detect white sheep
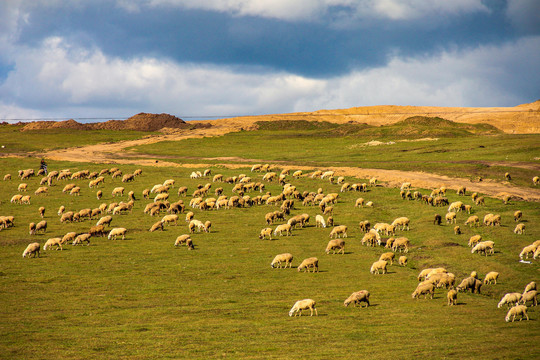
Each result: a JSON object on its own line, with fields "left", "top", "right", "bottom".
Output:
{"left": 72, "top": 233, "right": 91, "bottom": 246}
{"left": 34, "top": 220, "right": 47, "bottom": 234}
{"left": 271, "top": 253, "right": 293, "bottom": 268}
{"left": 289, "top": 299, "right": 318, "bottom": 316}
{"left": 325, "top": 239, "right": 345, "bottom": 254}
{"left": 174, "top": 234, "right": 194, "bottom": 248}
{"left": 329, "top": 225, "right": 347, "bottom": 238}
{"left": 297, "top": 257, "right": 319, "bottom": 272}
{"left": 391, "top": 217, "right": 410, "bottom": 231}
{"left": 258, "top": 227, "right": 272, "bottom": 240}
{"left": 69, "top": 187, "right": 81, "bottom": 196}
{"left": 498, "top": 293, "right": 522, "bottom": 308}
{"left": 513, "top": 223, "right": 525, "bottom": 235}
{"left": 108, "top": 227, "right": 127, "bottom": 240}
{"left": 483, "top": 272, "right": 499, "bottom": 285}
{"left": 505, "top": 305, "right": 529, "bottom": 322}
{"left": 315, "top": 214, "right": 326, "bottom": 228}
{"left": 379, "top": 252, "right": 395, "bottom": 265}
{"left": 392, "top": 237, "right": 410, "bottom": 253}
{"left": 519, "top": 244, "right": 538, "bottom": 259}
{"left": 456, "top": 277, "right": 482, "bottom": 294}
{"left": 471, "top": 241, "right": 494, "bottom": 256}
{"left": 44, "top": 237, "right": 63, "bottom": 251}
{"left": 514, "top": 210, "right": 522, "bottom": 222}
{"left": 520, "top": 290, "right": 538, "bottom": 307}
{"left": 161, "top": 214, "right": 178, "bottom": 226}
{"left": 274, "top": 223, "right": 292, "bottom": 236}
{"left": 468, "top": 235, "right": 482, "bottom": 247}
{"left": 18, "top": 183, "right": 28, "bottom": 192}
{"left": 96, "top": 215, "right": 113, "bottom": 227}
{"left": 22, "top": 242, "right": 40, "bottom": 258}
{"left": 61, "top": 232, "right": 77, "bottom": 245}
{"left": 465, "top": 215, "right": 480, "bottom": 227}
{"left": 20, "top": 195, "right": 31, "bottom": 204}
{"left": 370, "top": 260, "right": 388, "bottom": 274}
{"left": 412, "top": 283, "right": 435, "bottom": 299}
{"left": 188, "top": 219, "right": 205, "bottom": 233}
{"left": 112, "top": 187, "right": 125, "bottom": 197}
{"left": 534, "top": 176, "right": 539, "bottom": 185}
{"left": 398, "top": 256, "right": 408, "bottom": 266}
{"left": 149, "top": 220, "right": 164, "bottom": 232}
{"left": 344, "top": 290, "right": 370, "bottom": 307}
{"left": 445, "top": 212, "right": 457, "bottom": 224}
{"left": 447, "top": 289, "right": 458, "bottom": 306}
{"left": 524, "top": 282, "right": 537, "bottom": 294}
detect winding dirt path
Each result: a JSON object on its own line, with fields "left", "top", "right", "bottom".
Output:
{"left": 41, "top": 127, "right": 540, "bottom": 201}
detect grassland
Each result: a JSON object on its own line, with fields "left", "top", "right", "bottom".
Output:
{"left": 0, "top": 125, "right": 153, "bottom": 153}
{"left": 130, "top": 127, "right": 540, "bottom": 187}
{"left": 1, "top": 150, "right": 539, "bottom": 359}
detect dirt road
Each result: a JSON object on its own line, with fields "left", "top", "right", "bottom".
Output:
{"left": 39, "top": 123, "right": 540, "bottom": 201}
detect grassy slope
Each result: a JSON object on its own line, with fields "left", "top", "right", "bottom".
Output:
{"left": 0, "top": 157, "right": 538, "bottom": 359}
{"left": 0, "top": 125, "right": 152, "bottom": 153}
{"left": 130, "top": 130, "right": 540, "bottom": 187}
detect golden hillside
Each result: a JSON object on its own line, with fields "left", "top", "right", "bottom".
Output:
{"left": 195, "top": 100, "right": 540, "bottom": 134}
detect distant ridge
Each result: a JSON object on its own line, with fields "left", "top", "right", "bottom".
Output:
{"left": 196, "top": 100, "right": 540, "bottom": 134}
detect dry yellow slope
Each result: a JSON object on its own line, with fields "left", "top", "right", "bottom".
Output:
{"left": 188, "top": 100, "right": 540, "bottom": 134}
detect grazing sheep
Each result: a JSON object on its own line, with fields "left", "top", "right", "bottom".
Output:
{"left": 185, "top": 211, "right": 194, "bottom": 223}
{"left": 473, "top": 241, "right": 494, "bottom": 256}
{"left": 434, "top": 214, "right": 442, "bottom": 225}
{"left": 456, "top": 277, "right": 482, "bottom": 294}
{"left": 315, "top": 214, "right": 326, "bottom": 228}
{"left": 22, "top": 242, "right": 41, "bottom": 258}
{"left": 28, "top": 222, "right": 36, "bottom": 235}
{"left": 520, "top": 290, "right": 538, "bottom": 307}
{"left": 505, "top": 305, "right": 529, "bottom": 322}
{"left": 379, "top": 252, "right": 395, "bottom": 265}
{"left": 519, "top": 244, "right": 538, "bottom": 260}
{"left": 447, "top": 289, "right": 458, "bottom": 306}
{"left": 425, "top": 268, "right": 448, "bottom": 279}
{"left": 391, "top": 217, "right": 410, "bottom": 231}
{"left": 57, "top": 205, "right": 65, "bottom": 216}
{"left": 34, "top": 220, "right": 47, "bottom": 234}
{"left": 465, "top": 215, "right": 480, "bottom": 227}
{"left": 4, "top": 174, "right": 11, "bottom": 181}
{"left": 484, "top": 272, "right": 499, "bottom": 285}
{"left": 524, "top": 282, "right": 537, "bottom": 294}
{"left": 392, "top": 237, "right": 410, "bottom": 253}
{"left": 271, "top": 253, "right": 293, "bottom": 268}
{"left": 534, "top": 176, "right": 539, "bottom": 185}
{"left": 354, "top": 197, "right": 365, "bottom": 207}
{"left": 412, "top": 283, "right": 435, "bottom": 299}
{"left": 72, "top": 233, "right": 91, "bottom": 246}
{"left": 188, "top": 220, "right": 205, "bottom": 233}
{"left": 472, "top": 241, "right": 494, "bottom": 256}
{"left": 161, "top": 214, "right": 178, "bottom": 226}
{"left": 365, "top": 201, "right": 374, "bottom": 207}
{"left": 358, "top": 220, "right": 370, "bottom": 233}
{"left": 398, "top": 256, "right": 408, "bottom": 266}
{"left": 329, "top": 225, "right": 348, "bottom": 238}
{"left": 514, "top": 210, "right": 522, "bottom": 222}
{"left": 61, "top": 232, "right": 77, "bottom": 245}
{"left": 513, "top": 223, "right": 525, "bottom": 235}
{"left": 112, "top": 187, "right": 125, "bottom": 197}
{"left": 69, "top": 187, "right": 81, "bottom": 196}
{"left": 96, "top": 215, "right": 113, "bottom": 227}
{"left": 20, "top": 195, "right": 31, "bottom": 204}
{"left": 108, "top": 227, "right": 127, "bottom": 240}
{"left": 297, "top": 257, "right": 319, "bottom": 272}
{"left": 149, "top": 220, "right": 164, "bottom": 232}
{"left": 18, "top": 183, "right": 28, "bottom": 192}
{"left": 483, "top": 213, "right": 501, "bottom": 226}
{"left": 203, "top": 220, "right": 212, "bottom": 233}
{"left": 498, "top": 293, "right": 523, "bottom": 308}
{"left": 434, "top": 273, "right": 456, "bottom": 289}
{"left": 448, "top": 201, "right": 464, "bottom": 213}
{"left": 456, "top": 186, "right": 466, "bottom": 196}
{"left": 274, "top": 223, "right": 292, "bottom": 236}
{"left": 344, "top": 290, "right": 370, "bottom": 307}
{"left": 370, "top": 260, "right": 388, "bottom": 274}
{"left": 175, "top": 235, "right": 194, "bottom": 249}
{"left": 254, "top": 225, "right": 273, "bottom": 240}
{"left": 44, "top": 237, "right": 63, "bottom": 251}
{"left": 418, "top": 268, "right": 435, "bottom": 281}
{"left": 445, "top": 212, "right": 457, "bottom": 224}
{"left": 454, "top": 226, "right": 461, "bottom": 235}
{"left": 326, "top": 239, "right": 345, "bottom": 254}
{"left": 289, "top": 299, "right": 318, "bottom": 317}
{"left": 468, "top": 235, "right": 482, "bottom": 247}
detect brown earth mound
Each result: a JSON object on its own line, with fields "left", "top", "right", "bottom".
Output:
{"left": 19, "top": 113, "right": 205, "bottom": 132}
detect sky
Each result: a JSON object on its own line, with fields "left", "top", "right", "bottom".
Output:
{"left": 0, "top": 0, "right": 539, "bottom": 121}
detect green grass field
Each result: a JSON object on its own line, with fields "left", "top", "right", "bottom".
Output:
{"left": 1, "top": 149, "right": 539, "bottom": 359}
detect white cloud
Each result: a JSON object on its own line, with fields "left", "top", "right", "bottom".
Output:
{"left": 0, "top": 35, "right": 538, "bottom": 121}
{"left": 142, "top": 0, "right": 488, "bottom": 21}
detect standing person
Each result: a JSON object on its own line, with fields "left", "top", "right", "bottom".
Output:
{"left": 40, "top": 159, "right": 48, "bottom": 175}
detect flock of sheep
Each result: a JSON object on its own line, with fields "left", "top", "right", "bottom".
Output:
{"left": 2, "top": 163, "right": 539, "bottom": 321}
